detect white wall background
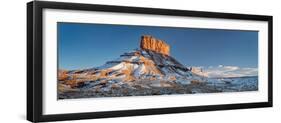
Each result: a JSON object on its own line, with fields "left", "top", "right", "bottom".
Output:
{"left": 0, "top": 0, "right": 279, "bottom": 123}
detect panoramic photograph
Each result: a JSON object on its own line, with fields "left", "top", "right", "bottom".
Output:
{"left": 57, "top": 22, "right": 258, "bottom": 99}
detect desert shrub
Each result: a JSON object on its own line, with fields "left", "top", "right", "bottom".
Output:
{"left": 99, "top": 80, "right": 107, "bottom": 85}
{"left": 152, "top": 89, "right": 161, "bottom": 95}
{"left": 122, "top": 88, "right": 129, "bottom": 95}
{"left": 191, "top": 80, "right": 201, "bottom": 85}
{"left": 133, "top": 84, "right": 142, "bottom": 89}
{"left": 111, "top": 84, "right": 120, "bottom": 89}
{"left": 93, "top": 88, "right": 100, "bottom": 93}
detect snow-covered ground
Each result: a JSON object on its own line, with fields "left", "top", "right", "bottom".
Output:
{"left": 58, "top": 49, "right": 258, "bottom": 99}
{"left": 206, "top": 76, "right": 258, "bottom": 92}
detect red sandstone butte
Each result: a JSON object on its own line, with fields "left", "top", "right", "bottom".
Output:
{"left": 140, "top": 35, "right": 170, "bottom": 56}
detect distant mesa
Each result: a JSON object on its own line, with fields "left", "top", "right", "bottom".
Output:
{"left": 140, "top": 35, "right": 170, "bottom": 56}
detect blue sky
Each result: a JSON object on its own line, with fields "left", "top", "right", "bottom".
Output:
{"left": 58, "top": 22, "right": 258, "bottom": 72}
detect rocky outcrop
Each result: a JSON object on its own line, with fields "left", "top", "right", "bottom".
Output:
{"left": 140, "top": 35, "right": 170, "bottom": 56}
{"left": 58, "top": 35, "right": 216, "bottom": 99}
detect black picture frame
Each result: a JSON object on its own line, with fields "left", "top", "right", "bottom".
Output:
{"left": 27, "top": 1, "right": 273, "bottom": 122}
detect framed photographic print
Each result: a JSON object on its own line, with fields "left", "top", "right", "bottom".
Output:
{"left": 27, "top": 1, "right": 273, "bottom": 122}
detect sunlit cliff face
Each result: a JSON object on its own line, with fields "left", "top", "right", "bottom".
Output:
{"left": 140, "top": 35, "right": 170, "bottom": 56}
